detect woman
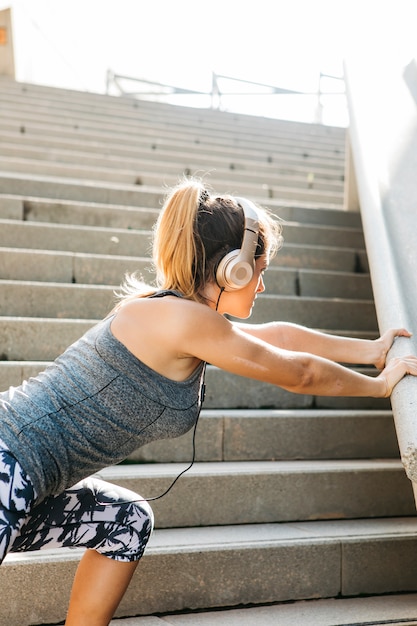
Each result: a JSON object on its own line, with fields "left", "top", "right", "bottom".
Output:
{"left": 0, "top": 177, "right": 416, "bottom": 625}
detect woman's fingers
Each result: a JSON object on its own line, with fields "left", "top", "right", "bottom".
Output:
{"left": 379, "top": 354, "right": 417, "bottom": 396}
{"left": 374, "top": 328, "right": 413, "bottom": 370}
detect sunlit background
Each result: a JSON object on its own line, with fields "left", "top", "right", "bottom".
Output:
{"left": 1, "top": 0, "right": 416, "bottom": 127}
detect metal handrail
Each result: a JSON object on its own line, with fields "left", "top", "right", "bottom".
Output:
{"left": 106, "top": 69, "right": 345, "bottom": 125}
{"left": 344, "top": 58, "right": 417, "bottom": 506}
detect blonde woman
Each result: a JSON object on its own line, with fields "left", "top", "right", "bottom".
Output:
{"left": 0, "top": 178, "right": 416, "bottom": 626}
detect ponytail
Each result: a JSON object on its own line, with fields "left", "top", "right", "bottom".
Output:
{"left": 152, "top": 177, "right": 206, "bottom": 300}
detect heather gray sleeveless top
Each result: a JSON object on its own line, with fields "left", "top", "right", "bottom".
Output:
{"left": 0, "top": 291, "right": 205, "bottom": 498}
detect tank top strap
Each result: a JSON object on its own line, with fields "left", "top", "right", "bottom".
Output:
{"left": 148, "top": 289, "right": 184, "bottom": 299}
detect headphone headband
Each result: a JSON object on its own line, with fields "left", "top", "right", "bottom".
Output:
{"left": 215, "top": 197, "right": 260, "bottom": 291}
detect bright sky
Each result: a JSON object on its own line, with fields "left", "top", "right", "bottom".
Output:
{"left": 1, "top": 0, "right": 416, "bottom": 126}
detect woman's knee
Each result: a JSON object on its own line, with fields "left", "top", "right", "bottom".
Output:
{"left": 84, "top": 477, "right": 154, "bottom": 562}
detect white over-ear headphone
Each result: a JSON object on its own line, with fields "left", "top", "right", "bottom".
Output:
{"left": 215, "top": 197, "right": 260, "bottom": 291}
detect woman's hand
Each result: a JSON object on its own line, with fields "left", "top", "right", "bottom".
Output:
{"left": 373, "top": 328, "right": 413, "bottom": 370}
{"left": 377, "top": 354, "right": 417, "bottom": 397}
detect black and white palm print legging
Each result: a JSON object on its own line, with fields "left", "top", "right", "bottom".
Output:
{"left": 0, "top": 439, "right": 154, "bottom": 564}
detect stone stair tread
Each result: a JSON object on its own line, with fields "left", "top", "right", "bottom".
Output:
{"left": 130, "top": 407, "right": 398, "bottom": 462}
{"left": 0, "top": 300, "right": 378, "bottom": 334}
{"left": 0, "top": 170, "right": 165, "bottom": 208}
{"left": 0, "top": 97, "right": 346, "bottom": 149}
{"left": 0, "top": 140, "right": 347, "bottom": 186}
{"left": 0, "top": 245, "right": 154, "bottom": 285}
{"left": 0, "top": 234, "right": 366, "bottom": 275}
{"left": 3, "top": 518, "right": 417, "bottom": 625}
{"left": 0, "top": 218, "right": 357, "bottom": 262}
{"left": 95, "top": 459, "right": 415, "bottom": 528}
{"left": 0, "top": 169, "right": 343, "bottom": 208}
{"left": 0, "top": 130, "right": 346, "bottom": 190}
{"left": 108, "top": 593, "right": 417, "bottom": 625}
{"left": 5, "top": 516, "right": 417, "bottom": 571}
{"left": 0, "top": 192, "right": 363, "bottom": 227}
{"left": 0, "top": 107, "right": 346, "bottom": 159}
{"left": 0, "top": 153, "right": 345, "bottom": 193}
{"left": 0, "top": 214, "right": 365, "bottom": 249}
{"left": 104, "top": 458, "right": 406, "bottom": 476}
{"left": 0, "top": 280, "right": 374, "bottom": 316}
{"left": 0, "top": 266, "right": 373, "bottom": 300}
{"left": 0, "top": 131, "right": 345, "bottom": 177}
{"left": 151, "top": 517, "right": 417, "bottom": 546}
{"left": 0, "top": 197, "right": 363, "bottom": 245}
{"left": 0, "top": 79, "right": 345, "bottom": 131}
{"left": 3, "top": 518, "right": 416, "bottom": 562}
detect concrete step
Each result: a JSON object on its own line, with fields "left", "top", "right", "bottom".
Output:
{"left": 0, "top": 84, "right": 345, "bottom": 154}
{"left": 276, "top": 242, "right": 368, "bottom": 273}
{"left": 0, "top": 253, "right": 373, "bottom": 298}
{"left": 0, "top": 221, "right": 365, "bottom": 272}
{"left": 0, "top": 154, "right": 344, "bottom": 202}
{"left": 98, "top": 459, "right": 415, "bottom": 528}
{"left": 0, "top": 129, "right": 345, "bottom": 195}
{"left": 0, "top": 317, "right": 94, "bottom": 360}
{"left": 0, "top": 139, "right": 346, "bottom": 184}
{"left": 0, "top": 279, "right": 116, "bottom": 318}
{"left": 0, "top": 164, "right": 343, "bottom": 205}
{"left": 0, "top": 197, "right": 364, "bottom": 248}
{"left": 0, "top": 98, "right": 346, "bottom": 162}
{"left": 0, "top": 246, "right": 154, "bottom": 285}
{"left": 124, "top": 409, "right": 399, "bottom": 463}
{"left": 0, "top": 227, "right": 367, "bottom": 282}
{"left": 0, "top": 280, "right": 374, "bottom": 323}
{"left": 0, "top": 193, "right": 362, "bottom": 228}
{"left": 273, "top": 202, "right": 362, "bottom": 228}
{"left": 0, "top": 193, "right": 160, "bottom": 229}
{"left": 0, "top": 84, "right": 346, "bottom": 143}
{"left": 0, "top": 120, "right": 345, "bottom": 177}
{"left": 0, "top": 171, "right": 164, "bottom": 208}
{"left": 107, "top": 594, "right": 417, "bottom": 626}
{"left": 3, "top": 517, "right": 417, "bottom": 625}
{"left": 0, "top": 79, "right": 346, "bottom": 145}
{"left": 0, "top": 218, "right": 154, "bottom": 256}
{"left": 248, "top": 294, "right": 377, "bottom": 330}
{"left": 295, "top": 268, "right": 372, "bottom": 299}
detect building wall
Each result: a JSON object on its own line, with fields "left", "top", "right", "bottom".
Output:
{"left": 0, "top": 8, "right": 15, "bottom": 78}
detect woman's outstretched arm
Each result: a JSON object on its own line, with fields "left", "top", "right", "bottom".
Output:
{"left": 235, "top": 321, "right": 412, "bottom": 369}
{"left": 176, "top": 305, "right": 416, "bottom": 399}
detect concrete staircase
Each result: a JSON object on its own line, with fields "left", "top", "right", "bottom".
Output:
{"left": 0, "top": 78, "right": 416, "bottom": 626}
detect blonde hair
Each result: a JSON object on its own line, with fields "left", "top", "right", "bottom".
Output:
{"left": 117, "top": 176, "right": 283, "bottom": 305}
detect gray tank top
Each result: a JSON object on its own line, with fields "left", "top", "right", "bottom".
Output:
{"left": 0, "top": 291, "right": 205, "bottom": 498}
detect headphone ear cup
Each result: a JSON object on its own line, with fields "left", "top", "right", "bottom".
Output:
{"left": 216, "top": 249, "right": 254, "bottom": 291}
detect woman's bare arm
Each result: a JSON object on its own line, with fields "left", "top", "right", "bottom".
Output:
{"left": 234, "top": 321, "right": 412, "bottom": 369}
{"left": 176, "top": 304, "right": 417, "bottom": 398}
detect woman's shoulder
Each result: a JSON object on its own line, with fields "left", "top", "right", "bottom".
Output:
{"left": 113, "top": 291, "right": 232, "bottom": 350}
{"left": 110, "top": 293, "right": 219, "bottom": 380}
{"left": 115, "top": 292, "right": 220, "bottom": 330}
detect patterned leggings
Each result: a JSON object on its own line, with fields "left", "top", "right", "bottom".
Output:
{"left": 0, "top": 442, "right": 154, "bottom": 564}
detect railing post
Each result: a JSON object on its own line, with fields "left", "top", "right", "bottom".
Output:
{"left": 211, "top": 72, "right": 221, "bottom": 110}
{"left": 343, "top": 131, "right": 360, "bottom": 212}
{"left": 105, "top": 69, "right": 113, "bottom": 95}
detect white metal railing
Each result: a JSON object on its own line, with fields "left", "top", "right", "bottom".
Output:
{"left": 345, "top": 57, "right": 417, "bottom": 506}
{"left": 106, "top": 69, "right": 346, "bottom": 126}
